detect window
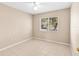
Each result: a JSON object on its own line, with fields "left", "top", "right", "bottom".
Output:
{"left": 40, "top": 17, "right": 58, "bottom": 31}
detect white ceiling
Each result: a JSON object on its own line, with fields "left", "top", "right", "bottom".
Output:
{"left": 2, "top": 2, "right": 72, "bottom": 15}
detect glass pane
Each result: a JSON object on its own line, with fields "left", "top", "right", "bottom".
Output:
{"left": 41, "top": 18, "right": 48, "bottom": 31}
{"left": 49, "top": 17, "right": 58, "bottom": 31}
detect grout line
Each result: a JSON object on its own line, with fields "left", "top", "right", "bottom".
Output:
{"left": 33, "top": 37, "right": 70, "bottom": 46}
{"left": 0, "top": 37, "right": 32, "bottom": 52}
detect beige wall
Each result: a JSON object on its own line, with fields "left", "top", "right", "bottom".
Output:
{"left": 0, "top": 4, "right": 32, "bottom": 48}
{"left": 71, "top": 3, "right": 79, "bottom": 55}
{"left": 33, "top": 8, "right": 70, "bottom": 44}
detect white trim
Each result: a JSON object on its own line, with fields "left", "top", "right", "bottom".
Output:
{"left": 33, "top": 37, "right": 70, "bottom": 46}
{"left": 0, "top": 37, "right": 32, "bottom": 51}
{"left": 0, "top": 36, "right": 70, "bottom": 52}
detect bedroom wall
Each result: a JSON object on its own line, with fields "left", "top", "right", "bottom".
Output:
{"left": 0, "top": 4, "right": 32, "bottom": 48}
{"left": 33, "top": 8, "right": 70, "bottom": 44}
{"left": 71, "top": 3, "right": 79, "bottom": 55}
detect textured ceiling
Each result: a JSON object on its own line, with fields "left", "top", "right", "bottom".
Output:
{"left": 2, "top": 2, "right": 72, "bottom": 14}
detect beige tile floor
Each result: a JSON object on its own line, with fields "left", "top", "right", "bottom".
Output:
{"left": 0, "top": 39, "right": 72, "bottom": 56}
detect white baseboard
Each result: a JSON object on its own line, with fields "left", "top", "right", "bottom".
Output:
{"left": 0, "top": 37, "right": 32, "bottom": 51}
{"left": 33, "top": 37, "right": 70, "bottom": 46}
{"left": 0, "top": 36, "right": 70, "bottom": 52}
